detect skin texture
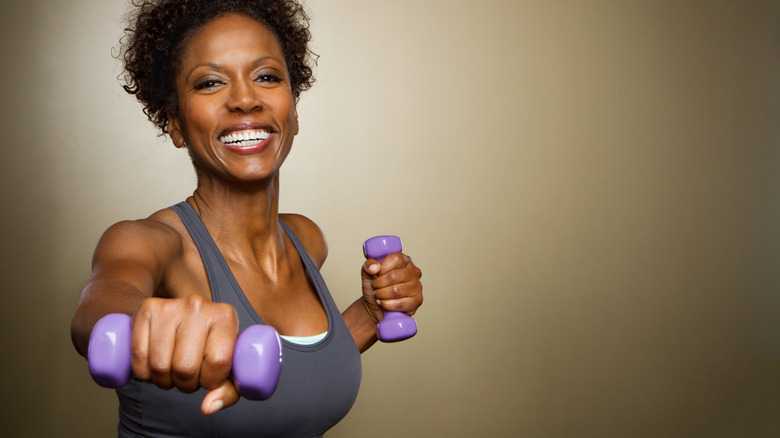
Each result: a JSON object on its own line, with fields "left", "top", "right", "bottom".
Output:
{"left": 70, "top": 13, "right": 423, "bottom": 416}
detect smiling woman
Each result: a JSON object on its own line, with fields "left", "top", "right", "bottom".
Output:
{"left": 68, "top": 1, "right": 424, "bottom": 437}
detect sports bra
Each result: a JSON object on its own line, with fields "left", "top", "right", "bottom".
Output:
{"left": 116, "top": 202, "right": 362, "bottom": 437}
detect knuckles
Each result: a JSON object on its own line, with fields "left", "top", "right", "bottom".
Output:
{"left": 183, "top": 294, "right": 206, "bottom": 312}
{"left": 172, "top": 366, "right": 200, "bottom": 393}
{"left": 148, "top": 356, "right": 172, "bottom": 377}
{"left": 172, "top": 357, "right": 201, "bottom": 381}
{"left": 204, "top": 351, "right": 233, "bottom": 374}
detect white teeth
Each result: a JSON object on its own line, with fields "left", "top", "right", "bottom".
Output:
{"left": 218, "top": 130, "right": 270, "bottom": 146}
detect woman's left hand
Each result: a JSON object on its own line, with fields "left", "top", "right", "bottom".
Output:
{"left": 361, "top": 252, "right": 423, "bottom": 324}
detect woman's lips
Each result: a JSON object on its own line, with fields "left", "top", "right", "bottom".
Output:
{"left": 217, "top": 123, "right": 274, "bottom": 154}
{"left": 218, "top": 129, "right": 270, "bottom": 146}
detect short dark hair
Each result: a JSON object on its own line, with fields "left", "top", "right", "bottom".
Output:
{"left": 118, "top": 0, "right": 315, "bottom": 134}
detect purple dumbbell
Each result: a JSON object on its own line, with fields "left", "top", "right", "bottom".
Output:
{"left": 87, "top": 313, "right": 282, "bottom": 401}
{"left": 363, "top": 235, "right": 418, "bottom": 342}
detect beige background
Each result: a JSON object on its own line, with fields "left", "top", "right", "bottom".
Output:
{"left": 1, "top": 0, "right": 779, "bottom": 436}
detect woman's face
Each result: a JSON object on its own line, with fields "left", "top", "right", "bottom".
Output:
{"left": 169, "top": 13, "right": 298, "bottom": 186}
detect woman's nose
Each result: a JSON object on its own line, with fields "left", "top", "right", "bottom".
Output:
{"left": 228, "top": 80, "right": 262, "bottom": 113}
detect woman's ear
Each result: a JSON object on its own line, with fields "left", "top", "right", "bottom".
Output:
{"left": 293, "top": 107, "right": 299, "bottom": 136}
{"left": 168, "top": 113, "right": 186, "bottom": 148}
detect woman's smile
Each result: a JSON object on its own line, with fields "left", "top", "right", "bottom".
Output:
{"left": 218, "top": 123, "right": 274, "bottom": 154}
{"left": 219, "top": 130, "right": 271, "bottom": 147}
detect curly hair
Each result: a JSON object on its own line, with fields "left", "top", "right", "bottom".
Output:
{"left": 118, "top": 0, "right": 315, "bottom": 134}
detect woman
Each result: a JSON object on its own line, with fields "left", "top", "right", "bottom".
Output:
{"left": 70, "top": 0, "right": 423, "bottom": 436}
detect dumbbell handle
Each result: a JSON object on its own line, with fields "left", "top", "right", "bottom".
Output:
{"left": 87, "top": 313, "right": 282, "bottom": 401}
{"left": 364, "top": 235, "right": 418, "bottom": 342}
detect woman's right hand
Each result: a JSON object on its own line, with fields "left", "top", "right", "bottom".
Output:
{"left": 131, "top": 294, "right": 241, "bottom": 414}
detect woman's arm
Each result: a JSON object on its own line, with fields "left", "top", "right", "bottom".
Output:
{"left": 71, "top": 219, "right": 172, "bottom": 356}
{"left": 342, "top": 296, "right": 381, "bottom": 353}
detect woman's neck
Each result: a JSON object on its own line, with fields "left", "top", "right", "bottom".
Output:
{"left": 188, "top": 173, "right": 287, "bottom": 269}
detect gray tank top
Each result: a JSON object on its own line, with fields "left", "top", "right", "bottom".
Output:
{"left": 116, "top": 202, "right": 362, "bottom": 438}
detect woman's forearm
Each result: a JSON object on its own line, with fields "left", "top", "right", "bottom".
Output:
{"left": 70, "top": 279, "right": 146, "bottom": 357}
{"left": 342, "top": 297, "right": 381, "bottom": 353}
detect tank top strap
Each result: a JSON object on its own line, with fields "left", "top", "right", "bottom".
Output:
{"left": 278, "top": 221, "right": 316, "bottom": 276}
{"left": 170, "top": 202, "right": 222, "bottom": 296}
{"left": 278, "top": 221, "right": 340, "bottom": 323}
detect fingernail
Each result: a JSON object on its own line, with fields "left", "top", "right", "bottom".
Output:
{"left": 208, "top": 399, "right": 224, "bottom": 415}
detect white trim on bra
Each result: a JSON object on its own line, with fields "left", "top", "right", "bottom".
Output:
{"left": 280, "top": 331, "right": 329, "bottom": 346}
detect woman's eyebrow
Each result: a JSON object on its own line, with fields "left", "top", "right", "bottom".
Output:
{"left": 185, "top": 57, "right": 283, "bottom": 82}
{"left": 185, "top": 62, "right": 223, "bottom": 82}
{"left": 250, "top": 56, "right": 283, "bottom": 68}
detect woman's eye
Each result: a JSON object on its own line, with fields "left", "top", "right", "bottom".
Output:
{"left": 193, "top": 79, "right": 223, "bottom": 90}
{"left": 256, "top": 73, "right": 283, "bottom": 84}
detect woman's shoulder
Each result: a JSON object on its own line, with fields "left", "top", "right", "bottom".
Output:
{"left": 89, "top": 206, "right": 210, "bottom": 299}
{"left": 95, "top": 207, "right": 186, "bottom": 264}
{"left": 279, "top": 213, "right": 328, "bottom": 268}
{"left": 105, "top": 207, "right": 183, "bottom": 239}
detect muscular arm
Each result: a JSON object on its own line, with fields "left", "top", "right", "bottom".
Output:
{"left": 71, "top": 219, "right": 177, "bottom": 356}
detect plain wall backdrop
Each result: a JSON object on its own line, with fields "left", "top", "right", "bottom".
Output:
{"left": 1, "top": 0, "right": 779, "bottom": 436}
